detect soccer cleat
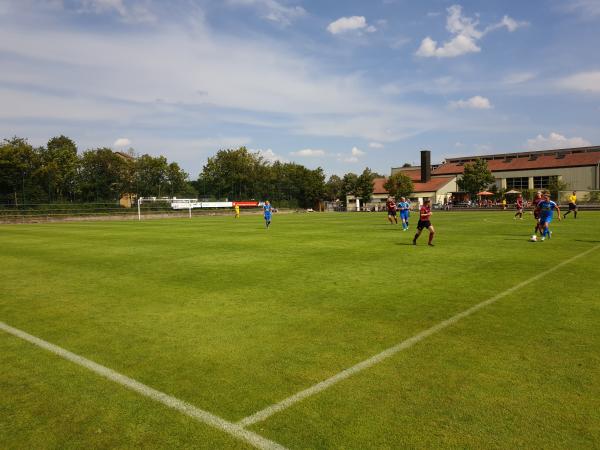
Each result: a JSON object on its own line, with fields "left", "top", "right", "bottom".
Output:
{"left": 541, "top": 237, "right": 545, "bottom": 241}
{"left": 412, "top": 240, "right": 416, "bottom": 245}
{"left": 428, "top": 243, "right": 434, "bottom": 246}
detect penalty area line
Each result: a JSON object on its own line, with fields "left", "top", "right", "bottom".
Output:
{"left": 238, "top": 244, "right": 600, "bottom": 428}
{"left": 0, "top": 321, "right": 286, "bottom": 450}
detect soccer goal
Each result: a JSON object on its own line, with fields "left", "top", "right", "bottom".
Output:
{"left": 137, "top": 197, "right": 196, "bottom": 220}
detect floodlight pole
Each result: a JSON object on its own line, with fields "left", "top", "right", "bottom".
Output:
{"left": 137, "top": 197, "right": 141, "bottom": 221}
{"left": 189, "top": 201, "right": 192, "bottom": 219}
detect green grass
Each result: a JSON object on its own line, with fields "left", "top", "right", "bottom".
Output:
{"left": 1, "top": 211, "right": 599, "bottom": 449}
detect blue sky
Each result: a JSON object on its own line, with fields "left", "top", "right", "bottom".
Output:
{"left": 1, "top": 0, "right": 599, "bottom": 177}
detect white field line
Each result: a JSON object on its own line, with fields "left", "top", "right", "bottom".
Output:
{"left": 0, "top": 322, "right": 286, "bottom": 450}
{"left": 238, "top": 244, "right": 600, "bottom": 428}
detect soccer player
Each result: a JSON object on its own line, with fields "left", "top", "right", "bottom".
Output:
{"left": 538, "top": 193, "right": 561, "bottom": 241}
{"left": 398, "top": 197, "right": 410, "bottom": 231}
{"left": 514, "top": 194, "right": 524, "bottom": 219}
{"left": 413, "top": 199, "right": 435, "bottom": 246}
{"left": 563, "top": 191, "right": 578, "bottom": 219}
{"left": 386, "top": 197, "right": 398, "bottom": 224}
{"left": 263, "top": 200, "right": 272, "bottom": 228}
{"left": 234, "top": 204, "right": 240, "bottom": 219}
{"left": 531, "top": 191, "right": 543, "bottom": 235}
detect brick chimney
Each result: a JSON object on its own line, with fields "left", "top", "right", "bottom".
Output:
{"left": 420, "top": 150, "right": 431, "bottom": 183}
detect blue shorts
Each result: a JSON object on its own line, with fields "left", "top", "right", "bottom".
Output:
{"left": 264, "top": 214, "right": 271, "bottom": 221}
{"left": 400, "top": 211, "right": 409, "bottom": 219}
{"left": 540, "top": 214, "right": 553, "bottom": 225}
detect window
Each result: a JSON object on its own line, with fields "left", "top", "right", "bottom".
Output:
{"left": 506, "top": 177, "right": 528, "bottom": 190}
{"left": 533, "top": 176, "right": 557, "bottom": 189}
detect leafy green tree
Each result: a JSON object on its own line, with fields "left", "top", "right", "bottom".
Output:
{"left": 457, "top": 159, "right": 495, "bottom": 199}
{"left": 547, "top": 177, "right": 569, "bottom": 199}
{"left": 39, "top": 135, "right": 79, "bottom": 201}
{"left": 78, "top": 148, "right": 131, "bottom": 201}
{"left": 340, "top": 172, "right": 358, "bottom": 207}
{"left": 135, "top": 154, "right": 169, "bottom": 197}
{"left": 384, "top": 172, "right": 414, "bottom": 198}
{"left": 199, "top": 147, "right": 269, "bottom": 200}
{"left": 0, "top": 137, "right": 43, "bottom": 205}
{"left": 325, "top": 174, "right": 343, "bottom": 201}
{"left": 165, "top": 162, "right": 190, "bottom": 197}
{"left": 355, "top": 167, "right": 377, "bottom": 204}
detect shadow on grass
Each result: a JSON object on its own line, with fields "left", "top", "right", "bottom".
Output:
{"left": 574, "top": 239, "right": 600, "bottom": 243}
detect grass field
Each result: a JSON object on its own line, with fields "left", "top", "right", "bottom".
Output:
{"left": 1, "top": 211, "right": 600, "bottom": 449}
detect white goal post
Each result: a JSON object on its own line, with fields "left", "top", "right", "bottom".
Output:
{"left": 137, "top": 197, "right": 195, "bottom": 220}
{"left": 136, "top": 198, "right": 254, "bottom": 220}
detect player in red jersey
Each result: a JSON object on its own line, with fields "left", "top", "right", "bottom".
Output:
{"left": 531, "top": 191, "right": 543, "bottom": 235}
{"left": 513, "top": 194, "right": 524, "bottom": 219}
{"left": 386, "top": 197, "right": 398, "bottom": 224}
{"left": 413, "top": 199, "right": 435, "bottom": 246}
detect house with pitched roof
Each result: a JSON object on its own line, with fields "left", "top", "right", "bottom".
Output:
{"left": 346, "top": 146, "right": 600, "bottom": 210}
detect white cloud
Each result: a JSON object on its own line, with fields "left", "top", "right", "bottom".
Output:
{"left": 389, "top": 37, "right": 411, "bottom": 49}
{"left": 503, "top": 71, "right": 536, "bottom": 85}
{"left": 351, "top": 146, "right": 365, "bottom": 156}
{"left": 449, "top": 95, "right": 493, "bottom": 109}
{"left": 416, "top": 5, "right": 526, "bottom": 58}
{"left": 336, "top": 146, "right": 365, "bottom": 163}
{"left": 253, "top": 148, "right": 286, "bottom": 162}
{"left": 0, "top": 4, "right": 446, "bottom": 151}
{"left": 227, "top": 0, "right": 306, "bottom": 26}
{"left": 557, "top": 71, "right": 600, "bottom": 93}
{"left": 561, "top": 0, "right": 600, "bottom": 18}
{"left": 291, "top": 148, "right": 326, "bottom": 157}
{"left": 369, "top": 142, "right": 384, "bottom": 148}
{"left": 526, "top": 132, "right": 591, "bottom": 150}
{"left": 327, "top": 16, "right": 376, "bottom": 35}
{"left": 113, "top": 137, "right": 131, "bottom": 147}
{"left": 78, "top": 0, "right": 156, "bottom": 23}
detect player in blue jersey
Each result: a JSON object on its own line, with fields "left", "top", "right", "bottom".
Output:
{"left": 398, "top": 197, "right": 410, "bottom": 231}
{"left": 263, "top": 200, "right": 273, "bottom": 228}
{"left": 537, "top": 193, "right": 561, "bottom": 241}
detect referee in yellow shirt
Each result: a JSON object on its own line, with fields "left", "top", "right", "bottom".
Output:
{"left": 563, "top": 191, "right": 578, "bottom": 219}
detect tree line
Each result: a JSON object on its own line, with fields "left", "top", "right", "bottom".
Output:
{"left": 1, "top": 136, "right": 392, "bottom": 208}
{"left": 0, "top": 136, "right": 192, "bottom": 205}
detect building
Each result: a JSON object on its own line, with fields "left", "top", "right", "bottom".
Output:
{"left": 347, "top": 151, "right": 455, "bottom": 210}
{"left": 428, "top": 146, "right": 600, "bottom": 192}
{"left": 347, "top": 146, "right": 600, "bottom": 210}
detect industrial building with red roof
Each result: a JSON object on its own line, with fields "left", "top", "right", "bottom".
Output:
{"left": 347, "top": 146, "right": 600, "bottom": 211}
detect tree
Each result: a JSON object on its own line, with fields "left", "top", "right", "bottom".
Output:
{"left": 135, "top": 154, "right": 169, "bottom": 197}
{"left": 325, "top": 174, "right": 343, "bottom": 201}
{"left": 39, "top": 135, "right": 79, "bottom": 201}
{"left": 384, "top": 172, "right": 414, "bottom": 198}
{"left": 165, "top": 162, "right": 189, "bottom": 197}
{"left": 547, "top": 177, "right": 569, "bottom": 199}
{"left": 457, "top": 159, "right": 495, "bottom": 199}
{"left": 199, "top": 147, "right": 269, "bottom": 200}
{"left": 0, "top": 137, "right": 43, "bottom": 205}
{"left": 78, "top": 148, "right": 131, "bottom": 201}
{"left": 340, "top": 172, "right": 358, "bottom": 207}
{"left": 355, "top": 167, "right": 377, "bottom": 205}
